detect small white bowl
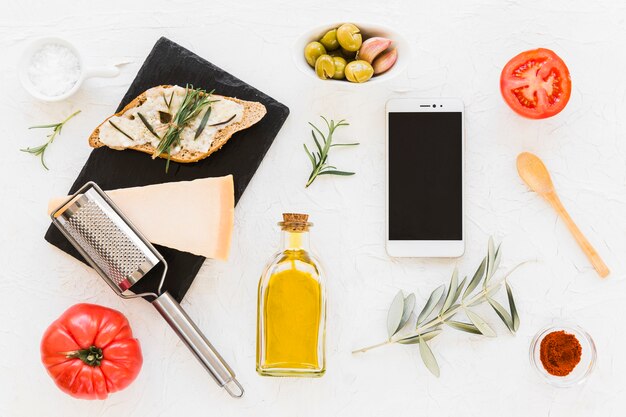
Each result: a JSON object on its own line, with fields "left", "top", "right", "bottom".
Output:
{"left": 19, "top": 37, "right": 120, "bottom": 102}
{"left": 293, "top": 22, "right": 409, "bottom": 86}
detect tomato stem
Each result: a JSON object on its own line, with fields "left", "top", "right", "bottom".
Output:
{"left": 66, "top": 346, "right": 103, "bottom": 367}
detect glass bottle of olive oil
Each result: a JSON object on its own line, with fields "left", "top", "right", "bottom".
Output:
{"left": 256, "top": 213, "right": 326, "bottom": 377}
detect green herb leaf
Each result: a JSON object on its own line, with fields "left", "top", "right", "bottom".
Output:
{"left": 465, "top": 309, "right": 496, "bottom": 337}
{"left": 417, "top": 285, "right": 445, "bottom": 325}
{"left": 484, "top": 237, "right": 496, "bottom": 288}
{"left": 194, "top": 107, "right": 212, "bottom": 139}
{"left": 463, "top": 257, "right": 486, "bottom": 300}
{"left": 28, "top": 123, "right": 60, "bottom": 129}
{"left": 446, "top": 320, "right": 482, "bottom": 334}
{"left": 137, "top": 112, "right": 160, "bottom": 139}
{"left": 318, "top": 170, "right": 355, "bottom": 176}
{"left": 506, "top": 281, "right": 520, "bottom": 332}
{"left": 488, "top": 298, "right": 514, "bottom": 332}
{"left": 387, "top": 291, "right": 405, "bottom": 339}
{"left": 441, "top": 267, "right": 459, "bottom": 313}
{"left": 453, "top": 276, "right": 467, "bottom": 305}
{"left": 398, "top": 293, "right": 416, "bottom": 332}
{"left": 303, "top": 144, "right": 316, "bottom": 169}
{"left": 418, "top": 337, "right": 440, "bottom": 377}
{"left": 109, "top": 120, "right": 135, "bottom": 141}
{"left": 490, "top": 243, "right": 502, "bottom": 281}
{"left": 209, "top": 114, "right": 236, "bottom": 127}
{"left": 397, "top": 329, "right": 442, "bottom": 344}
{"left": 311, "top": 130, "right": 323, "bottom": 154}
{"left": 162, "top": 91, "right": 174, "bottom": 109}
{"left": 331, "top": 142, "right": 360, "bottom": 147}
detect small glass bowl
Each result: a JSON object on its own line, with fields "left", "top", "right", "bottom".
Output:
{"left": 529, "top": 324, "right": 597, "bottom": 387}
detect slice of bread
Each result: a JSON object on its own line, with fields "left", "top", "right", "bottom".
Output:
{"left": 88, "top": 85, "right": 267, "bottom": 163}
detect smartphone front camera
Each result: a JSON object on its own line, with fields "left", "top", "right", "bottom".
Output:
{"left": 432, "top": 104, "right": 436, "bottom": 108}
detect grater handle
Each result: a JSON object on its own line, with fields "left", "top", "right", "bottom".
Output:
{"left": 151, "top": 292, "right": 244, "bottom": 398}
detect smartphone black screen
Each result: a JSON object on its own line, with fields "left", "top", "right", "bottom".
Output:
{"left": 388, "top": 112, "right": 462, "bottom": 240}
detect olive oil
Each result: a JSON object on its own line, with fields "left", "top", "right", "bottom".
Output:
{"left": 256, "top": 213, "right": 326, "bottom": 377}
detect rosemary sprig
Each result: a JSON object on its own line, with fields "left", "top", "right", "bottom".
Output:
{"left": 154, "top": 85, "right": 214, "bottom": 172}
{"left": 303, "top": 116, "right": 359, "bottom": 188}
{"left": 194, "top": 99, "right": 228, "bottom": 139}
{"left": 353, "top": 238, "right": 527, "bottom": 377}
{"left": 195, "top": 107, "right": 212, "bottom": 139}
{"left": 108, "top": 120, "right": 135, "bottom": 141}
{"left": 162, "top": 91, "right": 174, "bottom": 110}
{"left": 21, "top": 110, "right": 81, "bottom": 170}
{"left": 137, "top": 112, "right": 160, "bottom": 139}
{"left": 209, "top": 114, "right": 236, "bottom": 127}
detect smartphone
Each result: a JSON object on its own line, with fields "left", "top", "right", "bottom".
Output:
{"left": 385, "top": 98, "right": 465, "bottom": 257}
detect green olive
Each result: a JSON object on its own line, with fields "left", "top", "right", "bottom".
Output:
{"left": 319, "top": 29, "right": 339, "bottom": 51}
{"left": 304, "top": 41, "right": 326, "bottom": 67}
{"left": 332, "top": 56, "right": 347, "bottom": 80}
{"left": 344, "top": 60, "right": 374, "bottom": 83}
{"left": 315, "top": 54, "right": 335, "bottom": 80}
{"left": 336, "top": 23, "right": 362, "bottom": 52}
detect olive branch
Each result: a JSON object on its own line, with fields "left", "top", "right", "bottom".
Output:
{"left": 353, "top": 238, "right": 525, "bottom": 377}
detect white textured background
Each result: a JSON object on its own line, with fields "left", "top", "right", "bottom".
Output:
{"left": 1, "top": 0, "right": 626, "bottom": 416}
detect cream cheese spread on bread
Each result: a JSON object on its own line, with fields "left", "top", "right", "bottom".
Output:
{"left": 98, "top": 85, "right": 244, "bottom": 155}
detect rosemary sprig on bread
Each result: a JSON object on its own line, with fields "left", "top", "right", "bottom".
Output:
{"left": 154, "top": 85, "right": 215, "bottom": 171}
{"left": 89, "top": 85, "right": 267, "bottom": 172}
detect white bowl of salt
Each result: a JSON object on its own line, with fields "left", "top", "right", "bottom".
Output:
{"left": 19, "top": 37, "right": 120, "bottom": 102}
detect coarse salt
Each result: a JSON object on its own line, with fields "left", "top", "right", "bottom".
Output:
{"left": 27, "top": 43, "right": 81, "bottom": 97}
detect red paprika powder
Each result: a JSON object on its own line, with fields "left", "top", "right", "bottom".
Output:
{"left": 539, "top": 330, "right": 582, "bottom": 376}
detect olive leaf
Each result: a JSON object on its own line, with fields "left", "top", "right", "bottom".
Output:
{"left": 418, "top": 337, "right": 440, "bottom": 377}
{"left": 387, "top": 291, "right": 405, "bottom": 339}
{"left": 465, "top": 309, "right": 496, "bottom": 337}
{"left": 484, "top": 237, "right": 496, "bottom": 289}
{"left": 493, "top": 244, "right": 502, "bottom": 275}
{"left": 397, "top": 329, "right": 442, "bottom": 345}
{"left": 441, "top": 267, "right": 459, "bottom": 313}
{"left": 506, "top": 282, "right": 520, "bottom": 332}
{"left": 452, "top": 276, "right": 467, "bottom": 305}
{"left": 398, "top": 293, "right": 416, "bottom": 332}
{"left": 416, "top": 285, "right": 445, "bottom": 326}
{"left": 488, "top": 298, "right": 514, "bottom": 332}
{"left": 446, "top": 320, "right": 482, "bottom": 334}
{"left": 463, "top": 257, "right": 486, "bottom": 300}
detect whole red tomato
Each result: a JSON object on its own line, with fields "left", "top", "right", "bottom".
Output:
{"left": 41, "top": 303, "right": 142, "bottom": 400}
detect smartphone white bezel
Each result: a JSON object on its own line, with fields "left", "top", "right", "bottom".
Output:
{"left": 385, "top": 98, "right": 465, "bottom": 258}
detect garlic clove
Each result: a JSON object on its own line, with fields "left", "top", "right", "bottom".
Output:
{"left": 357, "top": 37, "right": 393, "bottom": 63}
{"left": 372, "top": 48, "right": 398, "bottom": 75}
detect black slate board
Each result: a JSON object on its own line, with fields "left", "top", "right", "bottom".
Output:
{"left": 45, "top": 37, "right": 289, "bottom": 302}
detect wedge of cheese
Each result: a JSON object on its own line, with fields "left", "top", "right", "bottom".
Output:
{"left": 48, "top": 176, "right": 234, "bottom": 260}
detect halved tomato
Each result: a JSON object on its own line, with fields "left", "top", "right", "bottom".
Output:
{"left": 500, "top": 48, "right": 571, "bottom": 119}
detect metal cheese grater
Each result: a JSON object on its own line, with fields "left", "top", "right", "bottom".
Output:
{"left": 51, "top": 181, "right": 244, "bottom": 398}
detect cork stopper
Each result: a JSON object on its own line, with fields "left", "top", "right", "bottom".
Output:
{"left": 279, "top": 213, "right": 312, "bottom": 231}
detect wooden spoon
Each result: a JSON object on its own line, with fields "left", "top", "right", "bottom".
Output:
{"left": 516, "top": 152, "right": 609, "bottom": 278}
